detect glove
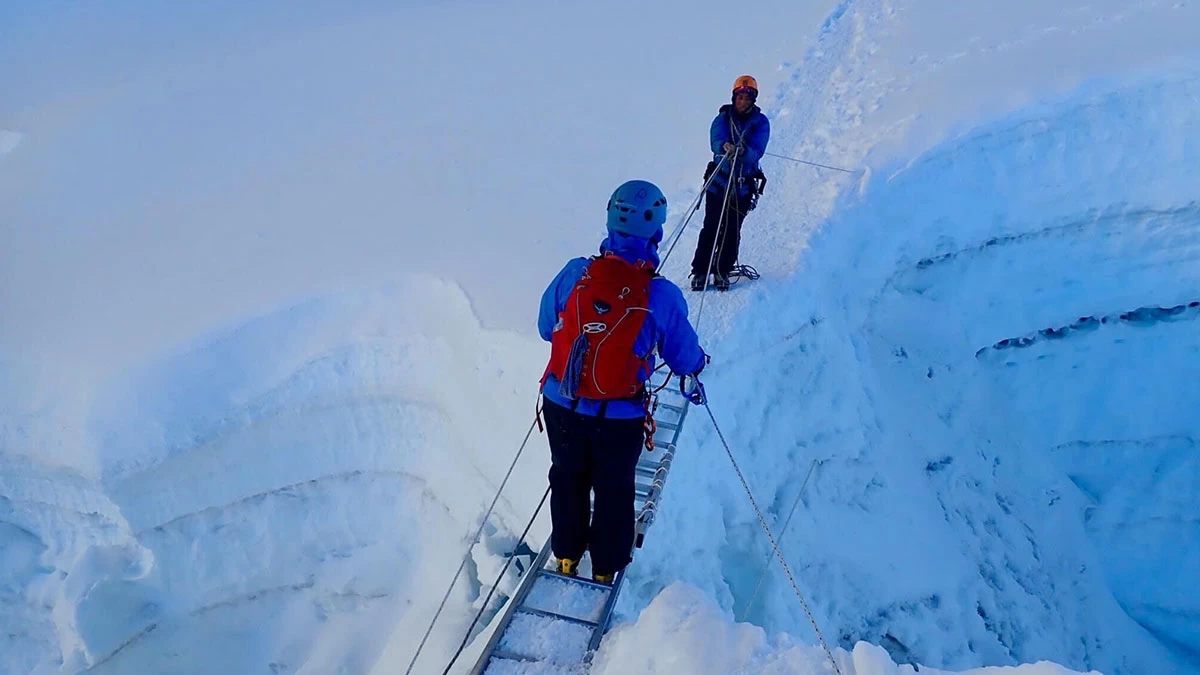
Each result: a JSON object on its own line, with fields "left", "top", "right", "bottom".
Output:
{"left": 723, "top": 142, "right": 743, "bottom": 157}
{"left": 682, "top": 376, "right": 707, "bottom": 406}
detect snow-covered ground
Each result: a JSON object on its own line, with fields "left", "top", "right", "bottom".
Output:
{"left": 3, "top": 1, "right": 1198, "bottom": 674}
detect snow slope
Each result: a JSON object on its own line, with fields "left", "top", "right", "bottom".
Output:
{"left": 660, "top": 76, "right": 1199, "bottom": 672}
{"left": 3, "top": 0, "right": 1199, "bottom": 674}
{"left": 2, "top": 283, "right": 551, "bottom": 674}
{"left": 594, "top": 584, "right": 1097, "bottom": 675}
{"left": 633, "top": 1, "right": 1200, "bottom": 673}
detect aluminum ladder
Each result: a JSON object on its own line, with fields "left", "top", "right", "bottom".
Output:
{"left": 468, "top": 372, "right": 691, "bottom": 674}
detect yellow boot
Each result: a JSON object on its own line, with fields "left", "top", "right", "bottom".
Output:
{"left": 556, "top": 558, "right": 579, "bottom": 576}
{"left": 592, "top": 572, "right": 615, "bottom": 585}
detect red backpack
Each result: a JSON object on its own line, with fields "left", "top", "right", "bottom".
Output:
{"left": 543, "top": 254, "right": 655, "bottom": 400}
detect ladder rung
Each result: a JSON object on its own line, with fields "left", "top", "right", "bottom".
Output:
{"left": 489, "top": 648, "right": 538, "bottom": 663}
{"left": 517, "top": 606, "right": 599, "bottom": 628}
{"left": 657, "top": 402, "right": 685, "bottom": 414}
{"left": 537, "top": 569, "right": 617, "bottom": 591}
{"left": 655, "top": 420, "right": 679, "bottom": 431}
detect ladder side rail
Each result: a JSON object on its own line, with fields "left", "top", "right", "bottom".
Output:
{"left": 468, "top": 538, "right": 554, "bottom": 675}
{"left": 586, "top": 569, "right": 628, "bottom": 653}
{"left": 634, "top": 386, "right": 691, "bottom": 546}
{"left": 474, "top": 372, "right": 691, "bottom": 671}
{"left": 634, "top": 452, "right": 675, "bottom": 546}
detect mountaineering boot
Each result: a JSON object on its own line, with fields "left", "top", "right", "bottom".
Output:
{"left": 592, "top": 572, "right": 615, "bottom": 585}
{"left": 712, "top": 272, "right": 730, "bottom": 292}
{"left": 690, "top": 274, "right": 707, "bottom": 292}
{"left": 556, "top": 558, "right": 579, "bottom": 576}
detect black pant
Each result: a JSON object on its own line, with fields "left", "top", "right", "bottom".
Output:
{"left": 691, "top": 189, "right": 753, "bottom": 278}
{"left": 542, "top": 397, "right": 645, "bottom": 576}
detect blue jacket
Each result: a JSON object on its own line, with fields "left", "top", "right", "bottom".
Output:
{"left": 708, "top": 104, "right": 770, "bottom": 197}
{"left": 539, "top": 231, "right": 707, "bottom": 418}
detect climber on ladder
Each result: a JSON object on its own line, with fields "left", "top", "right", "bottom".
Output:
{"left": 538, "top": 179, "right": 709, "bottom": 584}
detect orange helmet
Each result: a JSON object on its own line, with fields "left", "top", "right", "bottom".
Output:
{"left": 732, "top": 75, "right": 758, "bottom": 100}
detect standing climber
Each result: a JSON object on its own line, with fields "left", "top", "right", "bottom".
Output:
{"left": 690, "top": 75, "right": 771, "bottom": 291}
{"left": 539, "top": 179, "right": 708, "bottom": 583}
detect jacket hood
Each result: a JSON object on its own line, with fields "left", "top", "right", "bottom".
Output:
{"left": 599, "top": 229, "right": 662, "bottom": 269}
{"left": 720, "top": 102, "right": 762, "bottom": 119}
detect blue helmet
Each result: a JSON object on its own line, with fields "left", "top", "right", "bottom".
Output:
{"left": 606, "top": 180, "right": 667, "bottom": 239}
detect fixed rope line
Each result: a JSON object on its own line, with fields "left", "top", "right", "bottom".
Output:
{"left": 442, "top": 485, "right": 552, "bottom": 675}
{"left": 404, "top": 415, "right": 541, "bottom": 675}
{"left": 428, "top": 151, "right": 723, "bottom": 669}
{"left": 763, "top": 151, "right": 857, "bottom": 174}
{"left": 660, "top": 154, "right": 730, "bottom": 268}
{"left": 696, "top": 152, "right": 739, "bottom": 331}
{"left": 740, "top": 458, "right": 819, "bottom": 621}
{"left": 701, "top": 402, "right": 844, "bottom": 675}
{"left": 427, "top": 147, "right": 828, "bottom": 670}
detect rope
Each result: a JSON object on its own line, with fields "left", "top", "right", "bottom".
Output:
{"left": 424, "top": 158, "right": 720, "bottom": 665}
{"left": 739, "top": 458, "right": 819, "bottom": 621}
{"left": 763, "top": 151, "right": 858, "bottom": 174}
{"left": 427, "top": 132, "right": 859, "bottom": 667}
{"left": 694, "top": 151, "right": 740, "bottom": 329}
{"left": 404, "top": 415, "right": 541, "bottom": 675}
{"left": 660, "top": 154, "right": 730, "bottom": 268}
{"left": 729, "top": 264, "right": 760, "bottom": 283}
{"left": 441, "top": 485, "right": 552, "bottom": 675}
{"left": 701, "top": 402, "right": 844, "bottom": 675}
